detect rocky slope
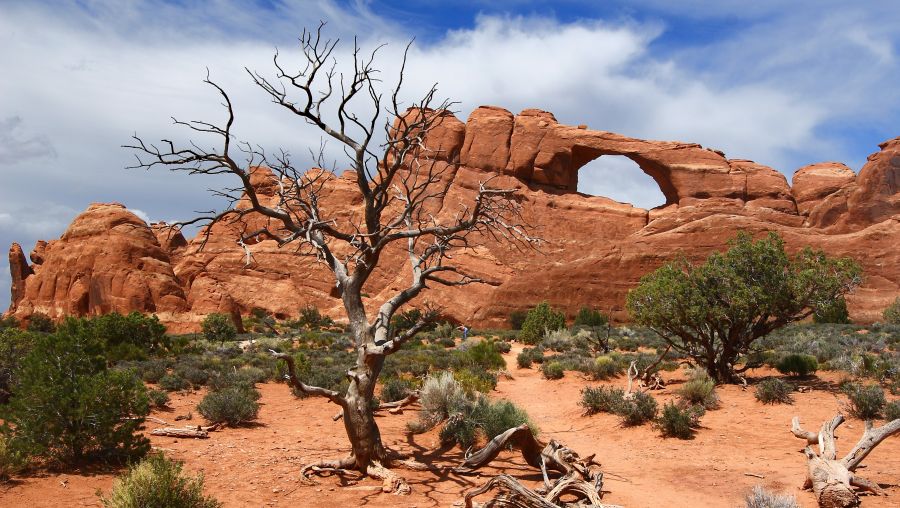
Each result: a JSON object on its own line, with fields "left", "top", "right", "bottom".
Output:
{"left": 6, "top": 107, "right": 899, "bottom": 331}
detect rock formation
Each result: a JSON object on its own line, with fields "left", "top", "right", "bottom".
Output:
{"left": 5, "top": 107, "right": 899, "bottom": 331}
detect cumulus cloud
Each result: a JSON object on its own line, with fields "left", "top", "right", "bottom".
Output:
{"left": 1, "top": 0, "right": 899, "bottom": 309}
{"left": 0, "top": 116, "right": 57, "bottom": 164}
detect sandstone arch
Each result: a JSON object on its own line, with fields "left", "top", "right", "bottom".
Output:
{"left": 574, "top": 152, "right": 669, "bottom": 208}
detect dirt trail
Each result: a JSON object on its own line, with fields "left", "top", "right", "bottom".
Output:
{"left": 2, "top": 344, "right": 899, "bottom": 507}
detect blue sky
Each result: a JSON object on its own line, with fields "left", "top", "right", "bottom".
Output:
{"left": 2, "top": 0, "right": 899, "bottom": 310}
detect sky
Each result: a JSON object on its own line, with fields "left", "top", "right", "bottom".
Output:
{"left": 2, "top": 0, "right": 900, "bottom": 310}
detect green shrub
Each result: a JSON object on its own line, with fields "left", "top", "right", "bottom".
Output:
{"left": 3, "top": 331, "right": 149, "bottom": 465}
{"left": 26, "top": 313, "right": 55, "bottom": 333}
{"left": 744, "top": 485, "right": 800, "bottom": 508}
{"left": 589, "top": 356, "right": 623, "bottom": 380}
{"left": 843, "top": 384, "right": 886, "bottom": 419}
{"left": 0, "top": 316, "right": 18, "bottom": 331}
{"left": 885, "top": 400, "right": 900, "bottom": 421}
{"left": 574, "top": 307, "right": 608, "bottom": 330}
{"left": 678, "top": 370, "right": 719, "bottom": 409}
{"left": 814, "top": 297, "right": 851, "bottom": 324}
{"left": 0, "top": 434, "right": 25, "bottom": 483}
{"left": 147, "top": 389, "right": 170, "bottom": 409}
{"left": 776, "top": 354, "right": 818, "bottom": 377}
{"left": 140, "top": 361, "right": 168, "bottom": 384}
{"left": 541, "top": 361, "right": 565, "bottom": 380}
{"left": 580, "top": 386, "right": 625, "bottom": 415}
{"left": 201, "top": 314, "right": 236, "bottom": 344}
{"left": 474, "top": 399, "right": 533, "bottom": 442}
{"left": 454, "top": 368, "right": 497, "bottom": 394}
{"left": 495, "top": 341, "right": 512, "bottom": 354}
{"left": 519, "top": 302, "right": 565, "bottom": 345}
{"left": 296, "top": 305, "right": 334, "bottom": 330}
{"left": 516, "top": 350, "right": 533, "bottom": 369}
{"left": 197, "top": 387, "right": 260, "bottom": 426}
{"left": 754, "top": 378, "right": 794, "bottom": 404}
{"left": 883, "top": 297, "right": 900, "bottom": 324}
{"left": 454, "top": 340, "right": 506, "bottom": 371}
{"left": 0, "top": 328, "right": 36, "bottom": 402}
{"left": 100, "top": 453, "right": 221, "bottom": 508}
{"left": 656, "top": 401, "right": 704, "bottom": 439}
{"left": 618, "top": 391, "right": 658, "bottom": 426}
{"left": 509, "top": 311, "right": 527, "bottom": 330}
{"left": 159, "top": 374, "right": 191, "bottom": 392}
{"left": 381, "top": 377, "right": 416, "bottom": 402}
{"left": 175, "top": 365, "right": 210, "bottom": 388}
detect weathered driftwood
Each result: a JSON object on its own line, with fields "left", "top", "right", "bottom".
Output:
{"left": 150, "top": 427, "right": 209, "bottom": 438}
{"left": 791, "top": 414, "right": 900, "bottom": 508}
{"left": 149, "top": 422, "right": 222, "bottom": 439}
{"left": 456, "top": 425, "right": 614, "bottom": 508}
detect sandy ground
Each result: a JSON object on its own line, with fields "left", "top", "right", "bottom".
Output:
{"left": 2, "top": 344, "right": 899, "bottom": 508}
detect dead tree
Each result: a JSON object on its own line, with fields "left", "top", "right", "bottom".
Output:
{"left": 125, "top": 23, "right": 534, "bottom": 492}
{"left": 791, "top": 415, "right": 900, "bottom": 507}
{"left": 455, "top": 425, "right": 618, "bottom": 507}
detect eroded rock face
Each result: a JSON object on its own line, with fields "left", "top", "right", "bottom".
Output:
{"left": 7, "top": 203, "right": 187, "bottom": 322}
{"left": 5, "top": 107, "right": 899, "bottom": 330}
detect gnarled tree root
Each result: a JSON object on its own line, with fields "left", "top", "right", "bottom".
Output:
{"left": 456, "top": 425, "right": 615, "bottom": 507}
{"left": 299, "top": 452, "right": 424, "bottom": 494}
{"left": 791, "top": 415, "right": 900, "bottom": 508}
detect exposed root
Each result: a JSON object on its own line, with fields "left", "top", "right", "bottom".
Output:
{"left": 299, "top": 456, "right": 359, "bottom": 485}
{"left": 367, "top": 461, "right": 411, "bottom": 495}
{"left": 463, "top": 474, "right": 622, "bottom": 508}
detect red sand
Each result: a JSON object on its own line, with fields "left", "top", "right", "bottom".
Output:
{"left": 2, "top": 345, "right": 898, "bottom": 508}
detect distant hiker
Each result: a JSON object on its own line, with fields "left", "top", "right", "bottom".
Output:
{"left": 457, "top": 325, "right": 469, "bottom": 340}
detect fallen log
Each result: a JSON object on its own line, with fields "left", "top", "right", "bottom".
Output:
{"left": 150, "top": 427, "right": 209, "bottom": 438}
{"left": 791, "top": 414, "right": 900, "bottom": 507}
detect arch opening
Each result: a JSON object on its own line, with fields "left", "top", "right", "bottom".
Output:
{"left": 575, "top": 154, "right": 667, "bottom": 209}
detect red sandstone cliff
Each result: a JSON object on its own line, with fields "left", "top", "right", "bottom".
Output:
{"left": 6, "top": 107, "right": 899, "bottom": 331}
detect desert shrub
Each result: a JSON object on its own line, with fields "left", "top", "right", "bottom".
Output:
{"left": 618, "top": 391, "right": 658, "bottom": 426}
{"left": 885, "top": 400, "right": 900, "bottom": 421}
{"left": 613, "top": 336, "right": 639, "bottom": 352}
{"left": 678, "top": 370, "right": 719, "bottom": 409}
{"left": 580, "top": 386, "right": 625, "bottom": 415}
{"left": 197, "top": 387, "right": 259, "bottom": 426}
{"left": 543, "top": 329, "right": 575, "bottom": 352}
{"left": 509, "top": 311, "right": 527, "bottom": 330}
{"left": 0, "top": 328, "right": 36, "bottom": 402}
{"left": 147, "top": 389, "right": 170, "bottom": 409}
{"left": 843, "top": 383, "right": 886, "bottom": 419}
{"left": 516, "top": 350, "right": 533, "bottom": 369}
{"left": 589, "top": 355, "right": 623, "bottom": 380}
{"left": 814, "top": 296, "right": 851, "bottom": 324}
{"left": 454, "top": 368, "right": 497, "bottom": 394}
{"left": 296, "top": 305, "right": 334, "bottom": 330}
{"left": 883, "top": 297, "right": 900, "bottom": 324}
{"left": 754, "top": 378, "right": 794, "bottom": 404}
{"left": 175, "top": 365, "right": 210, "bottom": 388}
{"left": 100, "top": 452, "right": 221, "bottom": 508}
{"left": 519, "top": 302, "right": 565, "bottom": 345}
{"left": 0, "top": 315, "right": 18, "bottom": 331}
{"left": 453, "top": 340, "right": 506, "bottom": 371}
{"left": 475, "top": 399, "right": 533, "bottom": 442}
{"left": 3, "top": 331, "right": 149, "bottom": 465}
{"left": 414, "top": 372, "right": 470, "bottom": 432}
{"left": 541, "top": 361, "right": 565, "bottom": 380}
{"left": 744, "top": 485, "right": 800, "bottom": 508}
{"left": 776, "top": 354, "right": 818, "bottom": 377}
{"left": 26, "top": 312, "right": 55, "bottom": 333}
{"left": 433, "top": 322, "right": 455, "bottom": 340}
{"left": 139, "top": 361, "right": 168, "bottom": 384}
{"left": 201, "top": 313, "right": 236, "bottom": 344}
{"left": 574, "top": 307, "right": 608, "bottom": 329}
{"left": 656, "top": 401, "right": 704, "bottom": 439}
{"left": 159, "top": 374, "right": 191, "bottom": 392}
{"left": 0, "top": 434, "right": 25, "bottom": 483}
{"left": 380, "top": 377, "right": 416, "bottom": 402}
{"left": 495, "top": 341, "right": 512, "bottom": 354}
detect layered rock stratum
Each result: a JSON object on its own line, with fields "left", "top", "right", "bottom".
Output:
{"left": 6, "top": 107, "right": 899, "bottom": 332}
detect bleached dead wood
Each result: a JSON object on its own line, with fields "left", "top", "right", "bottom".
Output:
{"left": 791, "top": 414, "right": 900, "bottom": 507}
